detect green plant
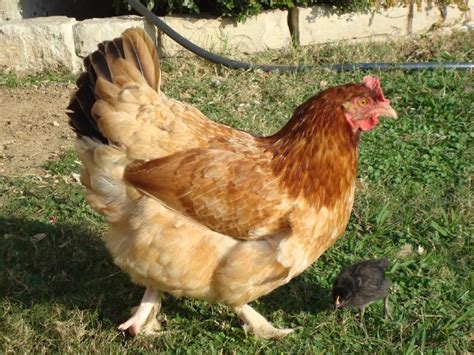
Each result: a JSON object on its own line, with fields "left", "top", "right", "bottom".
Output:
{"left": 113, "top": 0, "right": 469, "bottom": 21}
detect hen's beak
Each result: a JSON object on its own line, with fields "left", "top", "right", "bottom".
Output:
{"left": 380, "top": 105, "right": 398, "bottom": 119}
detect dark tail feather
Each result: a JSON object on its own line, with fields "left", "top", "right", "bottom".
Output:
{"left": 90, "top": 50, "right": 113, "bottom": 83}
{"left": 105, "top": 38, "right": 124, "bottom": 66}
{"left": 66, "top": 28, "right": 160, "bottom": 145}
{"left": 67, "top": 72, "right": 108, "bottom": 144}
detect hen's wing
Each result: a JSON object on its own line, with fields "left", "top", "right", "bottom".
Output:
{"left": 124, "top": 148, "right": 291, "bottom": 240}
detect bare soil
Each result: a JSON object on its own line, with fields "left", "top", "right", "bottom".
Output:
{"left": 0, "top": 83, "right": 75, "bottom": 176}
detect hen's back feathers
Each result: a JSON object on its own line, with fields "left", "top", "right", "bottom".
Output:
{"left": 67, "top": 29, "right": 161, "bottom": 145}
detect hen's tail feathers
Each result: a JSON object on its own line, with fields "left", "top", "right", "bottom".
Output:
{"left": 67, "top": 28, "right": 161, "bottom": 144}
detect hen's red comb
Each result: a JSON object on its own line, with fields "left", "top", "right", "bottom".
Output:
{"left": 362, "top": 76, "right": 387, "bottom": 102}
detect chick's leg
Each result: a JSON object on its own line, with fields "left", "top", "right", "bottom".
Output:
{"left": 359, "top": 306, "right": 366, "bottom": 323}
{"left": 358, "top": 306, "right": 368, "bottom": 336}
{"left": 384, "top": 296, "right": 393, "bottom": 320}
{"left": 233, "top": 304, "right": 293, "bottom": 339}
{"left": 118, "top": 287, "right": 162, "bottom": 336}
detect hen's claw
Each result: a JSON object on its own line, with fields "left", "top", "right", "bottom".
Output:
{"left": 118, "top": 318, "right": 142, "bottom": 336}
{"left": 118, "top": 287, "right": 162, "bottom": 336}
{"left": 235, "top": 304, "right": 294, "bottom": 340}
{"left": 118, "top": 311, "right": 161, "bottom": 336}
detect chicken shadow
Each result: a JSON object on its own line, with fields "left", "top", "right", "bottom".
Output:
{"left": 258, "top": 276, "right": 331, "bottom": 316}
{"left": 0, "top": 216, "right": 134, "bottom": 326}
{"left": 0, "top": 216, "right": 332, "bottom": 334}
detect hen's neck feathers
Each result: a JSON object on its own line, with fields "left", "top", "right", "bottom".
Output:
{"left": 262, "top": 85, "right": 363, "bottom": 208}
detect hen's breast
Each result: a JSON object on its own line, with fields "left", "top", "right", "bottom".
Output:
{"left": 104, "top": 195, "right": 289, "bottom": 303}
{"left": 103, "top": 181, "right": 356, "bottom": 306}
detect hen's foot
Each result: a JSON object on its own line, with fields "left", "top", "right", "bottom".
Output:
{"left": 243, "top": 323, "right": 294, "bottom": 339}
{"left": 234, "top": 304, "right": 294, "bottom": 340}
{"left": 118, "top": 287, "right": 162, "bottom": 336}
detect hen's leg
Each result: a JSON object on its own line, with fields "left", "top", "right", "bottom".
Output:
{"left": 118, "top": 287, "right": 162, "bottom": 336}
{"left": 233, "top": 304, "right": 293, "bottom": 339}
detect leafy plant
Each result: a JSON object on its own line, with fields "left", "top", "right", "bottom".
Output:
{"left": 113, "top": 0, "right": 469, "bottom": 20}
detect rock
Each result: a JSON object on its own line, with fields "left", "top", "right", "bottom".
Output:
{"left": 0, "top": 0, "right": 22, "bottom": 21}
{"left": 410, "top": 3, "right": 439, "bottom": 33}
{"left": 73, "top": 16, "right": 157, "bottom": 58}
{"left": 159, "top": 9, "right": 290, "bottom": 56}
{"left": 0, "top": 16, "right": 80, "bottom": 74}
{"left": 296, "top": 1, "right": 470, "bottom": 46}
{"left": 443, "top": 4, "right": 471, "bottom": 27}
{"left": 297, "top": 5, "right": 409, "bottom": 46}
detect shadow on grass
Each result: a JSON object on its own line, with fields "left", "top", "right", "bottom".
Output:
{"left": 0, "top": 216, "right": 331, "bottom": 333}
{"left": 263, "top": 277, "right": 331, "bottom": 315}
{"left": 0, "top": 217, "right": 130, "bottom": 323}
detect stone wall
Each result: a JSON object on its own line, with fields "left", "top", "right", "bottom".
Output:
{"left": 0, "top": 0, "right": 20, "bottom": 20}
{"left": 0, "top": 0, "right": 115, "bottom": 21}
{"left": 160, "top": 10, "right": 290, "bottom": 56}
{"left": 0, "top": 2, "right": 471, "bottom": 74}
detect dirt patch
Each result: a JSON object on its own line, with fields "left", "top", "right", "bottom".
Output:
{"left": 0, "top": 83, "right": 76, "bottom": 176}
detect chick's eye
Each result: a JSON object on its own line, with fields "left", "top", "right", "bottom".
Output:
{"left": 358, "top": 98, "right": 369, "bottom": 106}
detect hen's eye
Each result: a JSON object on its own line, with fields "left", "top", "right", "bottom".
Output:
{"left": 358, "top": 98, "right": 369, "bottom": 106}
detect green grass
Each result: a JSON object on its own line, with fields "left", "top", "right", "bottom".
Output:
{"left": 0, "top": 71, "right": 76, "bottom": 87}
{"left": 1, "top": 31, "right": 473, "bottom": 352}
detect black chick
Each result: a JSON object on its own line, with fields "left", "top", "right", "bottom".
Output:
{"left": 332, "top": 258, "right": 392, "bottom": 322}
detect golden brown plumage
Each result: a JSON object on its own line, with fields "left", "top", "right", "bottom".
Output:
{"left": 67, "top": 28, "right": 397, "bottom": 339}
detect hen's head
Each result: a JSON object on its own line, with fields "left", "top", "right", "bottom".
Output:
{"left": 341, "top": 76, "right": 397, "bottom": 132}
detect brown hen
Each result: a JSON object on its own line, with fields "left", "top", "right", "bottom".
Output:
{"left": 67, "top": 28, "right": 397, "bottom": 339}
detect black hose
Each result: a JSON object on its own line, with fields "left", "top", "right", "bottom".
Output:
{"left": 126, "top": 0, "right": 473, "bottom": 73}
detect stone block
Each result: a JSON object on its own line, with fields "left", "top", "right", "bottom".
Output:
{"left": 0, "top": 16, "right": 80, "bottom": 74}
{"left": 0, "top": 0, "right": 21, "bottom": 21}
{"left": 410, "top": 2, "right": 440, "bottom": 33}
{"left": 159, "top": 9, "right": 290, "bottom": 56}
{"left": 443, "top": 4, "right": 470, "bottom": 26}
{"left": 297, "top": 6, "right": 409, "bottom": 46}
{"left": 73, "top": 16, "right": 157, "bottom": 58}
